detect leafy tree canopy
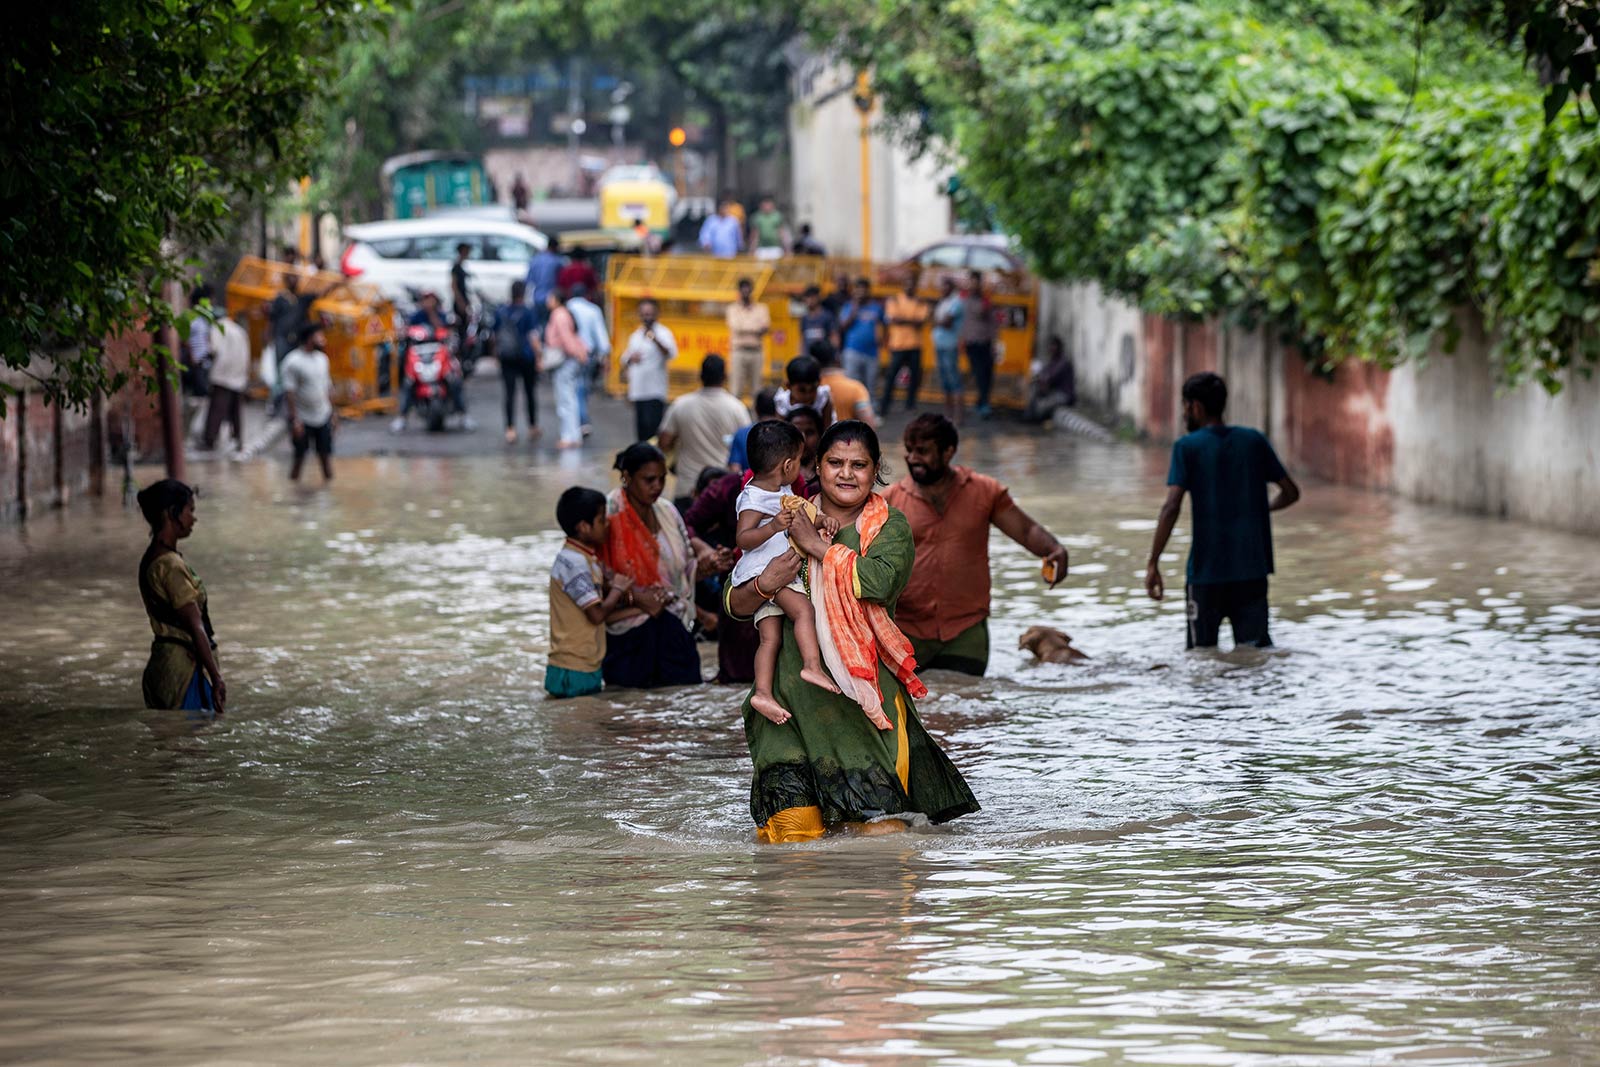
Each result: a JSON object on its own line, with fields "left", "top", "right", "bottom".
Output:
{"left": 814, "top": 0, "right": 1600, "bottom": 391}
{"left": 1, "top": 0, "right": 384, "bottom": 412}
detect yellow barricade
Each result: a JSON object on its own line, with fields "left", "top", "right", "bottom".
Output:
{"left": 604, "top": 254, "right": 1037, "bottom": 409}
{"left": 225, "top": 256, "right": 401, "bottom": 416}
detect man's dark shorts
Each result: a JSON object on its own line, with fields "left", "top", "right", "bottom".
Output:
{"left": 292, "top": 420, "right": 333, "bottom": 459}
{"left": 909, "top": 619, "right": 989, "bottom": 677}
{"left": 1186, "top": 579, "right": 1271, "bottom": 649}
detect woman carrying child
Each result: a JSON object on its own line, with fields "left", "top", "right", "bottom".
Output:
{"left": 731, "top": 421, "right": 843, "bottom": 725}
{"left": 725, "top": 420, "right": 979, "bottom": 843}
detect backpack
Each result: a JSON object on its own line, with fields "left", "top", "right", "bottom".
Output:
{"left": 495, "top": 307, "right": 527, "bottom": 361}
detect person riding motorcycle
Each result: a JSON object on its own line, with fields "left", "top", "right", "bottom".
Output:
{"left": 391, "top": 292, "right": 474, "bottom": 432}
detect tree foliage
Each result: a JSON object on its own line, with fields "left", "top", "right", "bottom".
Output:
{"left": 0, "top": 0, "right": 383, "bottom": 412}
{"left": 816, "top": 0, "right": 1600, "bottom": 391}
{"left": 315, "top": 0, "right": 798, "bottom": 219}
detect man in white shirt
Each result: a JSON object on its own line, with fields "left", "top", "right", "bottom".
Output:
{"left": 279, "top": 324, "right": 336, "bottom": 483}
{"left": 621, "top": 298, "right": 675, "bottom": 442}
{"left": 658, "top": 354, "right": 751, "bottom": 488}
{"left": 201, "top": 313, "right": 251, "bottom": 452}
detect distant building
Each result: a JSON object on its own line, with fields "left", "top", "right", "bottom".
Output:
{"left": 787, "top": 52, "right": 955, "bottom": 262}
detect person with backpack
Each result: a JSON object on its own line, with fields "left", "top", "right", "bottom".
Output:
{"left": 497, "top": 281, "right": 541, "bottom": 444}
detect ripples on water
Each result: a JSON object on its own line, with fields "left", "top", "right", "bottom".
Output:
{"left": 1, "top": 431, "right": 1598, "bottom": 1066}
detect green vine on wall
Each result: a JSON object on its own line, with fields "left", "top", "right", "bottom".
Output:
{"left": 818, "top": 0, "right": 1600, "bottom": 392}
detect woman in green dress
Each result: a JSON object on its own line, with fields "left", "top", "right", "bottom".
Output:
{"left": 726, "top": 420, "right": 978, "bottom": 842}
{"left": 135, "top": 479, "right": 226, "bottom": 716}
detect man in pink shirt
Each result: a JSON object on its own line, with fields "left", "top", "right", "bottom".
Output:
{"left": 883, "top": 413, "right": 1068, "bottom": 675}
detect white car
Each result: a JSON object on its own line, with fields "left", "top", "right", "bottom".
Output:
{"left": 339, "top": 217, "right": 549, "bottom": 309}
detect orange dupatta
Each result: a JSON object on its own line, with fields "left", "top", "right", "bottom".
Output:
{"left": 601, "top": 498, "right": 664, "bottom": 587}
{"left": 818, "top": 493, "right": 927, "bottom": 730}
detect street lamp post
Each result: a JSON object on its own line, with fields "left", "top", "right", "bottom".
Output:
{"left": 852, "top": 72, "right": 874, "bottom": 262}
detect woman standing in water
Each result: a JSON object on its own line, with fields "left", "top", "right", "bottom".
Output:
{"left": 726, "top": 420, "right": 978, "bottom": 843}
{"left": 135, "top": 479, "right": 226, "bottom": 715}
{"left": 599, "top": 443, "right": 707, "bottom": 688}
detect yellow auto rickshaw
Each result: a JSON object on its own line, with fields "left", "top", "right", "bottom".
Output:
{"left": 598, "top": 165, "right": 675, "bottom": 236}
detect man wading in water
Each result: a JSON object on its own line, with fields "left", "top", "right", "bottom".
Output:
{"left": 1145, "top": 371, "right": 1300, "bottom": 648}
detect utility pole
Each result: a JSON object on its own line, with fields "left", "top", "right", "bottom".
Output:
{"left": 853, "top": 71, "right": 874, "bottom": 263}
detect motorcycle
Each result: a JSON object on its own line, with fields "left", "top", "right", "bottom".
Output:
{"left": 400, "top": 323, "right": 461, "bottom": 432}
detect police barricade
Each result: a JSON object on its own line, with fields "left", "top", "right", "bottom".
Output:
{"left": 604, "top": 253, "right": 1037, "bottom": 409}
{"left": 225, "top": 256, "right": 401, "bottom": 416}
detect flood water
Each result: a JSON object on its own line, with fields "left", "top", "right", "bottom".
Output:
{"left": 2, "top": 422, "right": 1598, "bottom": 1066}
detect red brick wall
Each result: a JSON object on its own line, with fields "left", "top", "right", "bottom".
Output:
{"left": 1142, "top": 317, "right": 1180, "bottom": 441}
{"left": 1279, "top": 351, "right": 1395, "bottom": 490}
{"left": 1134, "top": 313, "right": 1397, "bottom": 493}
{"left": 0, "top": 333, "right": 166, "bottom": 519}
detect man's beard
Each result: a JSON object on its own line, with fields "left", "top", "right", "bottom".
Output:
{"left": 908, "top": 463, "right": 946, "bottom": 486}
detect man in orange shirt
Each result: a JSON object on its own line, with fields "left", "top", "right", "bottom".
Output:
{"left": 810, "top": 339, "right": 876, "bottom": 428}
{"left": 881, "top": 275, "right": 930, "bottom": 413}
{"left": 884, "top": 413, "right": 1068, "bottom": 675}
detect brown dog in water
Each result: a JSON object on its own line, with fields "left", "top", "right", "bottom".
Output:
{"left": 1018, "top": 626, "right": 1091, "bottom": 664}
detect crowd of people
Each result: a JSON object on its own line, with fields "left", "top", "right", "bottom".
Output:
{"left": 135, "top": 361, "right": 1297, "bottom": 841}
{"left": 147, "top": 210, "right": 1300, "bottom": 843}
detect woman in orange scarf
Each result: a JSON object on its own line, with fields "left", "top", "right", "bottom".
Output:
{"left": 599, "top": 443, "right": 704, "bottom": 688}
{"left": 725, "top": 420, "right": 979, "bottom": 842}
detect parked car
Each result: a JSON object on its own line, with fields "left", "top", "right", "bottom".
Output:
{"left": 339, "top": 217, "right": 550, "bottom": 309}
{"left": 880, "top": 234, "right": 1028, "bottom": 289}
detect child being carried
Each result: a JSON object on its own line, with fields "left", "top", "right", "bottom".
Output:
{"left": 732, "top": 420, "right": 841, "bottom": 724}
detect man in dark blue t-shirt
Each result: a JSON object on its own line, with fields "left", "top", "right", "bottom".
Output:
{"left": 1145, "top": 372, "right": 1300, "bottom": 648}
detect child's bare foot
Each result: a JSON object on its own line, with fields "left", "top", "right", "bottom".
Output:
{"left": 751, "top": 692, "right": 792, "bottom": 725}
{"left": 800, "top": 666, "right": 841, "bottom": 694}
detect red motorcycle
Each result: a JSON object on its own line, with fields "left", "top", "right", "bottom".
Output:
{"left": 401, "top": 323, "right": 462, "bottom": 432}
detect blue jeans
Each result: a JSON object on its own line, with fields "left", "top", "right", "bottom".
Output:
{"left": 554, "top": 359, "right": 583, "bottom": 444}
{"left": 843, "top": 348, "right": 879, "bottom": 395}
{"left": 577, "top": 366, "right": 590, "bottom": 429}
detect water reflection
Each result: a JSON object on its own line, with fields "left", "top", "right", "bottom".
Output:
{"left": 0, "top": 430, "right": 1597, "bottom": 1065}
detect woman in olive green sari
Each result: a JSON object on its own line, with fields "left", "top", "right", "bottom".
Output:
{"left": 136, "top": 479, "right": 226, "bottom": 717}
{"left": 727, "top": 420, "right": 978, "bottom": 843}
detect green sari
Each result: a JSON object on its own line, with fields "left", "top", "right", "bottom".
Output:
{"left": 735, "top": 504, "right": 979, "bottom": 836}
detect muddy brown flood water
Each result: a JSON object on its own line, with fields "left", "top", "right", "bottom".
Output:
{"left": 1, "top": 425, "right": 1597, "bottom": 1066}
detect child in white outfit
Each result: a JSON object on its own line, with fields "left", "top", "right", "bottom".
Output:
{"left": 732, "top": 421, "right": 840, "bottom": 724}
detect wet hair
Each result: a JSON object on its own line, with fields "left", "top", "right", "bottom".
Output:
{"left": 808, "top": 339, "right": 838, "bottom": 368}
{"left": 747, "top": 419, "right": 804, "bottom": 476}
{"left": 700, "top": 354, "right": 727, "bottom": 387}
{"left": 737, "top": 276, "right": 754, "bottom": 290}
{"left": 785, "top": 355, "right": 821, "bottom": 386}
{"left": 802, "top": 284, "right": 821, "bottom": 299}
{"left": 614, "top": 441, "right": 665, "bottom": 475}
{"left": 556, "top": 486, "right": 606, "bottom": 537}
{"left": 135, "top": 478, "right": 195, "bottom": 535}
{"left": 853, "top": 276, "right": 870, "bottom": 289}
{"left": 817, "top": 419, "right": 889, "bottom": 486}
{"left": 693, "top": 466, "right": 726, "bottom": 498}
{"left": 456, "top": 242, "right": 472, "bottom": 255}
{"left": 638, "top": 298, "right": 658, "bottom": 315}
{"left": 510, "top": 280, "right": 526, "bottom": 301}
{"left": 297, "top": 322, "right": 323, "bottom": 349}
{"left": 548, "top": 287, "right": 568, "bottom": 306}
{"left": 1182, "top": 371, "right": 1228, "bottom": 417}
{"left": 547, "top": 235, "right": 561, "bottom": 252}
{"left": 190, "top": 283, "right": 214, "bottom": 306}
{"left": 785, "top": 405, "right": 823, "bottom": 434}
{"left": 904, "top": 412, "right": 959, "bottom": 455}
{"left": 753, "top": 387, "right": 779, "bottom": 418}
